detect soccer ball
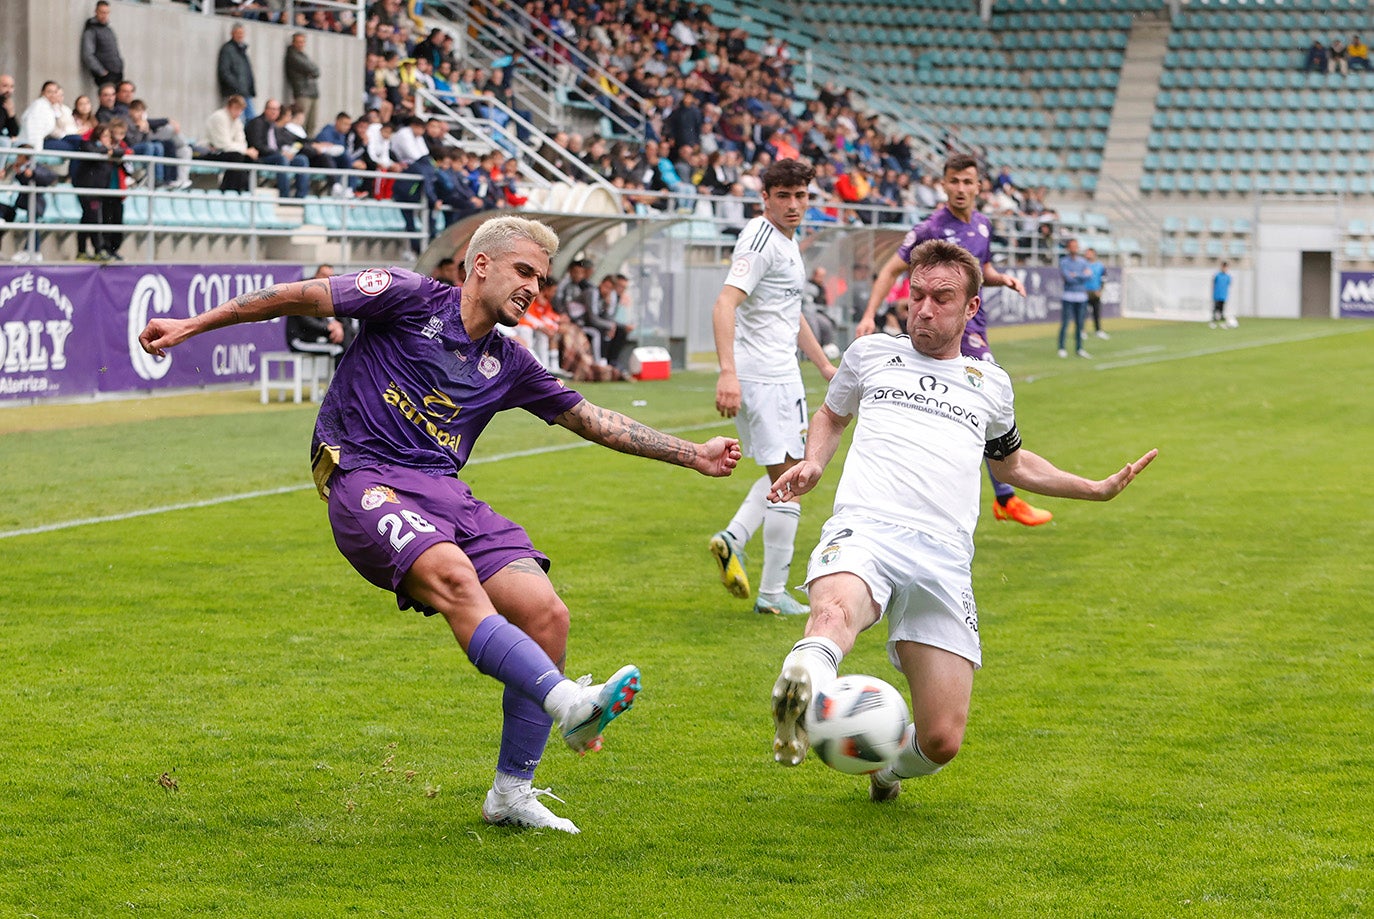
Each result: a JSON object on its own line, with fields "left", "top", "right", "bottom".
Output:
{"left": 1224, "top": 317, "right": 1239, "bottom": 328}
{"left": 807, "top": 675, "right": 910, "bottom": 775}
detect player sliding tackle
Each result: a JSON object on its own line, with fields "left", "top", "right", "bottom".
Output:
{"left": 139, "top": 216, "right": 743, "bottom": 835}
{"left": 767, "top": 239, "right": 1156, "bottom": 803}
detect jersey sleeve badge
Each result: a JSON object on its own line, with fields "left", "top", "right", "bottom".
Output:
{"left": 355, "top": 268, "right": 393, "bottom": 296}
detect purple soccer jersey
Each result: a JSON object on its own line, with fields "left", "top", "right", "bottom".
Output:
{"left": 318, "top": 267, "right": 584, "bottom": 477}
{"left": 897, "top": 209, "right": 995, "bottom": 340}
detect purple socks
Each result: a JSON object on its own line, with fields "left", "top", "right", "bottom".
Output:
{"left": 466, "top": 614, "right": 565, "bottom": 780}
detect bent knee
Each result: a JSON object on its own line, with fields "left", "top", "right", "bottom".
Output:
{"left": 521, "top": 597, "right": 570, "bottom": 648}
{"left": 919, "top": 723, "right": 966, "bottom": 766}
{"left": 404, "top": 546, "right": 484, "bottom": 611}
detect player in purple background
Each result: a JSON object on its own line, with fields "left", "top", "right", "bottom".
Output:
{"left": 854, "top": 154, "right": 1054, "bottom": 528}
{"left": 139, "top": 215, "right": 743, "bottom": 835}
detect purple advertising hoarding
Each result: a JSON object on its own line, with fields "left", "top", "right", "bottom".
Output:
{"left": 979, "top": 265, "right": 1123, "bottom": 327}
{"left": 0, "top": 264, "right": 303, "bottom": 401}
{"left": 1338, "top": 271, "right": 1374, "bottom": 318}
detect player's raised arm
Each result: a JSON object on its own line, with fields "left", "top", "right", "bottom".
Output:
{"left": 855, "top": 252, "right": 909, "bottom": 337}
{"left": 138, "top": 277, "right": 337, "bottom": 357}
{"left": 555, "top": 400, "right": 742, "bottom": 477}
{"left": 983, "top": 261, "right": 1026, "bottom": 297}
{"left": 987, "top": 447, "right": 1158, "bottom": 501}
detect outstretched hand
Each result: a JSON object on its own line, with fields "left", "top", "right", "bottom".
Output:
{"left": 696, "top": 436, "right": 743, "bottom": 477}
{"left": 768, "top": 459, "right": 824, "bottom": 502}
{"left": 138, "top": 318, "right": 193, "bottom": 358}
{"left": 1094, "top": 448, "right": 1158, "bottom": 500}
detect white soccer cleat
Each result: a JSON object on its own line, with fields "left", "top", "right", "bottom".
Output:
{"left": 771, "top": 664, "right": 812, "bottom": 766}
{"left": 560, "top": 665, "right": 642, "bottom": 755}
{"left": 482, "top": 785, "right": 580, "bottom": 834}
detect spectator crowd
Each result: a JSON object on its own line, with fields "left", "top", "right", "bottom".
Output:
{"left": 4, "top": 0, "right": 1066, "bottom": 275}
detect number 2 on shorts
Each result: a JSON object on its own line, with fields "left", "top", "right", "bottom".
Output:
{"left": 377, "top": 510, "right": 437, "bottom": 551}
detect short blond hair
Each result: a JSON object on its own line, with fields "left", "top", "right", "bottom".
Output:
{"left": 464, "top": 215, "right": 559, "bottom": 276}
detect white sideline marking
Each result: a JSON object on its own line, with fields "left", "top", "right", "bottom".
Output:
{"left": 1092, "top": 329, "right": 1359, "bottom": 371}
{"left": 0, "top": 421, "right": 731, "bottom": 540}
{"left": 1024, "top": 325, "right": 1367, "bottom": 382}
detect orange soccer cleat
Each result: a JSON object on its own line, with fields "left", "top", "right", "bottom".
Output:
{"left": 992, "top": 495, "right": 1053, "bottom": 526}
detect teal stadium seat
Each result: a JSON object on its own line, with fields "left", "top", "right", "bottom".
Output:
{"left": 124, "top": 194, "right": 148, "bottom": 224}
{"left": 45, "top": 190, "right": 83, "bottom": 224}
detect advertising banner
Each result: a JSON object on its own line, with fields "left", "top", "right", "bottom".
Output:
{"left": 0, "top": 264, "right": 303, "bottom": 402}
{"left": 1337, "top": 271, "right": 1374, "bottom": 318}
{"left": 980, "top": 266, "right": 1123, "bottom": 327}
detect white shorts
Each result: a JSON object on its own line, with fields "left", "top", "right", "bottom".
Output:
{"left": 735, "top": 378, "right": 808, "bottom": 466}
{"left": 803, "top": 513, "right": 982, "bottom": 669}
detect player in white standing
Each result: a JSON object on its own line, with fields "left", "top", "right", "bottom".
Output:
{"left": 768, "top": 239, "right": 1156, "bottom": 800}
{"left": 709, "top": 158, "right": 837, "bottom": 616}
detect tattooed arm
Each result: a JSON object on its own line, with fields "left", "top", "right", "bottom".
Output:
{"left": 555, "top": 400, "right": 743, "bottom": 478}
{"left": 138, "top": 278, "right": 336, "bottom": 357}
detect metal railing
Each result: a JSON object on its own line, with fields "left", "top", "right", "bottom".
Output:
{"left": 415, "top": 87, "right": 621, "bottom": 197}
{"left": 0, "top": 145, "right": 427, "bottom": 263}
{"left": 434, "top": 0, "right": 648, "bottom": 142}
{"left": 182, "top": 0, "right": 368, "bottom": 33}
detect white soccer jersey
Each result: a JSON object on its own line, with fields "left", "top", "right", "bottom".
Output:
{"left": 724, "top": 216, "right": 807, "bottom": 383}
{"left": 823, "top": 334, "right": 1017, "bottom": 556}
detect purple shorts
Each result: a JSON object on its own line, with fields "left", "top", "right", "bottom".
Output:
{"left": 327, "top": 463, "right": 548, "bottom": 614}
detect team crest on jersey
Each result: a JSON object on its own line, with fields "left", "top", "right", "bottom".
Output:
{"left": 422, "top": 317, "right": 444, "bottom": 339}
{"left": 977, "top": 224, "right": 989, "bottom": 238}
{"left": 356, "top": 268, "right": 393, "bottom": 296}
{"left": 964, "top": 365, "right": 984, "bottom": 388}
{"left": 820, "top": 541, "right": 842, "bottom": 565}
{"left": 729, "top": 256, "right": 752, "bottom": 278}
{"left": 360, "top": 485, "right": 399, "bottom": 511}
{"left": 477, "top": 354, "right": 501, "bottom": 378}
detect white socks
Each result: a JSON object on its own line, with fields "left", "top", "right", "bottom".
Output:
{"left": 759, "top": 500, "right": 801, "bottom": 598}
{"left": 889, "top": 725, "right": 944, "bottom": 779}
{"left": 541, "top": 678, "right": 579, "bottom": 724}
{"left": 723, "top": 474, "right": 771, "bottom": 547}
{"left": 723, "top": 474, "right": 802, "bottom": 599}
{"left": 492, "top": 771, "right": 530, "bottom": 795}
{"left": 782, "top": 636, "right": 842, "bottom": 695}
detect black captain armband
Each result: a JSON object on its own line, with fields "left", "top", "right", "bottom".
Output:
{"left": 984, "top": 426, "right": 1022, "bottom": 461}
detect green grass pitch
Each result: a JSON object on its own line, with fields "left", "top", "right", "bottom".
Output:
{"left": 1, "top": 318, "right": 1371, "bottom": 917}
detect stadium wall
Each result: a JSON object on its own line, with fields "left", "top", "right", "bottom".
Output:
{"left": 0, "top": 263, "right": 305, "bottom": 402}
{"left": 1, "top": 2, "right": 361, "bottom": 142}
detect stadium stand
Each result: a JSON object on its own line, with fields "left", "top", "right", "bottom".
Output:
{"left": 1147, "top": 2, "right": 1374, "bottom": 200}
{"left": 5, "top": 0, "right": 1374, "bottom": 275}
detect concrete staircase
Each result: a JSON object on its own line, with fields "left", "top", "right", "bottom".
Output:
{"left": 1096, "top": 16, "right": 1171, "bottom": 252}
